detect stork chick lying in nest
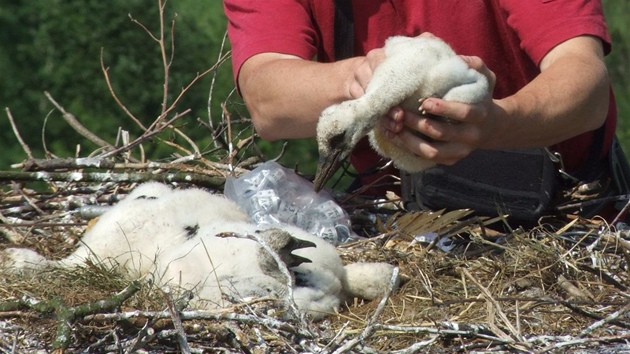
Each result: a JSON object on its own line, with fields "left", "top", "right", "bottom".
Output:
{"left": 314, "top": 36, "right": 489, "bottom": 191}
{"left": 1, "top": 182, "right": 399, "bottom": 319}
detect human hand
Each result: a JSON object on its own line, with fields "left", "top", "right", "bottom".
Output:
{"left": 380, "top": 54, "right": 499, "bottom": 165}
{"left": 347, "top": 47, "right": 387, "bottom": 99}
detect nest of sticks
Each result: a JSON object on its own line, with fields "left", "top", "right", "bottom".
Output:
{"left": 1, "top": 169, "right": 630, "bottom": 353}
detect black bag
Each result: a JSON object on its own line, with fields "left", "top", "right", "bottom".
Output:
{"left": 401, "top": 148, "right": 559, "bottom": 228}
{"left": 402, "top": 134, "right": 630, "bottom": 228}
{"left": 609, "top": 137, "right": 630, "bottom": 212}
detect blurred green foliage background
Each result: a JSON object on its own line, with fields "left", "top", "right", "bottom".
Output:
{"left": 0, "top": 1, "right": 628, "bottom": 175}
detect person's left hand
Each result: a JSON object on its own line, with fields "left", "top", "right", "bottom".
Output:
{"left": 379, "top": 55, "right": 500, "bottom": 166}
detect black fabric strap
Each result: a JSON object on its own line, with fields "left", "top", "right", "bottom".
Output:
{"left": 572, "top": 124, "right": 607, "bottom": 182}
{"left": 334, "top": 0, "right": 354, "bottom": 60}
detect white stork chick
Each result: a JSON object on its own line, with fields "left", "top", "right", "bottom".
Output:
{"left": 314, "top": 36, "right": 489, "bottom": 191}
{"left": 57, "top": 182, "right": 253, "bottom": 277}
{"left": 1, "top": 182, "right": 400, "bottom": 320}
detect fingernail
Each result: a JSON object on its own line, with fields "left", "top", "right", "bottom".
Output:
{"left": 391, "top": 107, "right": 402, "bottom": 120}
{"left": 422, "top": 100, "right": 434, "bottom": 112}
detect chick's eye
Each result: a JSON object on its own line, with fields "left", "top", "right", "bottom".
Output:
{"left": 329, "top": 132, "right": 347, "bottom": 150}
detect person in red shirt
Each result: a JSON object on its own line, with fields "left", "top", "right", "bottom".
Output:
{"left": 223, "top": 1, "right": 621, "bottom": 222}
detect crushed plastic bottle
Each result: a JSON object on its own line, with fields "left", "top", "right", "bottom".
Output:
{"left": 224, "top": 161, "right": 352, "bottom": 245}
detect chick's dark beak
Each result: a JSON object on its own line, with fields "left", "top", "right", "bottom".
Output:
{"left": 279, "top": 237, "right": 316, "bottom": 268}
{"left": 313, "top": 148, "right": 345, "bottom": 192}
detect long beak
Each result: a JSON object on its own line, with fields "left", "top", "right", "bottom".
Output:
{"left": 313, "top": 148, "right": 345, "bottom": 192}
{"left": 280, "top": 237, "right": 316, "bottom": 268}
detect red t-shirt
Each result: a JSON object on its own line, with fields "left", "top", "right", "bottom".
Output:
{"left": 224, "top": 0, "right": 616, "bottom": 187}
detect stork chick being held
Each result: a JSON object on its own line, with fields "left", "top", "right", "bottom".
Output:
{"left": 314, "top": 36, "right": 489, "bottom": 191}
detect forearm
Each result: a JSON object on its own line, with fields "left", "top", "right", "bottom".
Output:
{"left": 491, "top": 37, "right": 609, "bottom": 149}
{"left": 239, "top": 54, "right": 363, "bottom": 141}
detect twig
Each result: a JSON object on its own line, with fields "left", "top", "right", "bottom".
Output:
{"left": 154, "top": 67, "right": 217, "bottom": 130}
{"left": 11, "top": 181, "right": 45, "bottom": 215}
{"left": 611, "top": 197, "right": 630, "bottom": 225}
{"left": 373, "top": 323, "right": 511, "bottom": 343}
{"left": 559, "top": 300, "right": 630, "bottom": 329}
{"left": 162, "top": 286, "right": 191, "bottom": 354}
{"left": 5, "top": 107, "right": 34, "bottom": 159}
{"left": 44, "top": 91, "right": 116, "bottom": 151}
{"left": 330, "top": 267, "right": 399, "bottom": 354}
{"left": 130, "top": 1, "right": 176, "bottom": 121}
{"left": 223, "top": 322, "right": 254, "bottom": 353}
{"left": 223, "top": 102, "right": 235, "bottom": 172}
{"left": 207, "top": 31, "right": 231, "bottom": 133}
{"left": 320, "top": 321, "right": 350, "bottom": 352}
{"left": 98, "top": 109, "right": 191, "bottom": 159}
{"left": 217, "top": 231, "right": 307, "bottom": 327}
{"left": 11, "top": 157, "right": 248, "bottom": 177}
{"left": 162, "top": 126, "right": 202, "bottom": 158}
{"left": 124, "top": 320, "right": 156, "bottom": 354}
{"left": 579, "top": 302, "right": 630, "bottom": 337}
{"left": 436, "top": 296, "right": 628, "bottom": 307}
{"left": 84, "top": 328, "right": 118, "bottom": 352}
{"left": 196, "top": 237, "right": 228, "bottom": 310}
{"left": 536, "top": 333, "right": 630, "bottom": 353}
{"left": 16, "top": 157, "right": 116, "bottom": 171}
{"left": 578, "top": 263, "right": 628, "bottom": 291}
{"left": 100, "top": 48, "right": 146, "bottom": 130}
{"left": 160, "top": 0, "right": 172, "bottom": 115}
{"left": 41, "top": 109, "right": 55, "bottom": 159}
{"left": 602, "top": 231, "right": 630, "bottom": 252}
{"left": 387, "top": 335, "right": 439, "bottom": 354}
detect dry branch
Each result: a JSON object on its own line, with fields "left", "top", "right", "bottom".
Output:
{"left": 0, "top": 281, "right": 141, "bottom": 352}
{"left": 16, "top": 157, "right": 116, "bottom": 171}
{"left": 0, "top": 171, "right": 225, "bottom": 189}
{"left": 5, "top": 107, "right": 34, "bottom": 160}
{"left": 162, "top": 286, "right": 192, "bottom": 354}
{"left": 44, "top": 92, "right": 117, "bottom": 152}
{"left": 579, "top": 302, "right": 630, "bottom": 336}
{"left": 11, "top": 157, "right": 249, "bottom": 178}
